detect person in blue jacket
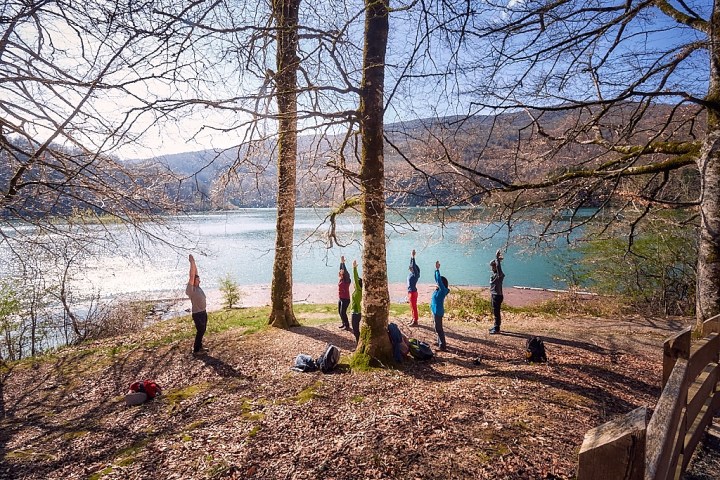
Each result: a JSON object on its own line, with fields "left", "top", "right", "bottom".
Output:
{"left": 407, "top": 249, "right": 420, "bottom": 326}
{"left": 430, "top": 260, "right": 450, "bottom": 351}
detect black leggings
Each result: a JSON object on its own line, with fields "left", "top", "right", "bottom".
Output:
{"left": 338, "top": 298, "right": 350, "bottom": 328}
{"left": 351, "top": 313, "right": 362, "bottom": 344}
{"left": 491, "top": 294, "right": 504, "bottom": 329}
{"left": 192, "top": 310, "right": 208, "bottom": 352}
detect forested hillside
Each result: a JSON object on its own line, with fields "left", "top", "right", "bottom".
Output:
{"left": 124, "top": 103, "right": 701, "bottom": 210}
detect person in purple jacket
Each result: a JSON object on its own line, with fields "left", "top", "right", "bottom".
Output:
{"left": 407, "top": 249, "right": 420, "bottom": 326}
{"left": 430, "top": 260, "right": 450, "bottom": 351}
{"left": 337, "top": 256, "right": 352, "bottom": 330}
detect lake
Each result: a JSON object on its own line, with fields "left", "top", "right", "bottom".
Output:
{"left": 77, "top": 208, "right": 574, "bottom": 300}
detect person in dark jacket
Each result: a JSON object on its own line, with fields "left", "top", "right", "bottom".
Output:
{"left": 430, "top": 260, "right": 450, "bottom": 351}
{"left": 337, "top": 256, "right": 351, "bottom": 330}
{"left": 488, "top": 249, "right": 505, "bottom": 334}
{"left": 407, "top": 249, "right": 420, "bottom": 326}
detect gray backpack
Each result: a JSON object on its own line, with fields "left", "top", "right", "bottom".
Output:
{"left": 316, "top": 344, "right": 340, "bottom": 373}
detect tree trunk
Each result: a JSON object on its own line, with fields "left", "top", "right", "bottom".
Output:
{"left": 355, "top": 0, "right": 393, "bottom": 364}
{"left": 696, "top": 3, "right": 720, "bottom": 326}
{"left": 268, "top": 0, "right": 301, "bottom": 328}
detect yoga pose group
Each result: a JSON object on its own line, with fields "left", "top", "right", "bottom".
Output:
{"left": 185, "top": 248, "right": 505, "bottom": 355}
{"left": 337, "top": 249, "right": 506, "bottom": 352}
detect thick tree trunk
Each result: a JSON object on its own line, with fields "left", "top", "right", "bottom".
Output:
{"left": 696, "top": 3, "right": 720, "bottom": 326}
{"left": 268, "top": 0, "right": 300, "bottom": 328}
{"left": 696, "top": 131, "right": 720, "bottom": 324}
{"left": 355, "top": 0, "right": 393, "bottom": 364}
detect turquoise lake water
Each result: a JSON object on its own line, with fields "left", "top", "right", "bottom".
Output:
{"left": 78, "top": 208, "right": 575, "bottom": 298}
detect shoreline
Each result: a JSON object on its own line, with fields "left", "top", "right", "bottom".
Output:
{"left": 155, "top": 283, "right": 576, "bottom": 319}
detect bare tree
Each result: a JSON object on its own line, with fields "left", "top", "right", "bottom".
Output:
{"left": 354, "top": 0, "right": 393, "bottom": 363}
{"left": 1, "top": 1, "right": 184, "bottom": 257}
{"left": 372, "top": 1, "right": 718, "bottom": 326}
{"left": 268, "top": 0, "right": 302, "bottom": 328}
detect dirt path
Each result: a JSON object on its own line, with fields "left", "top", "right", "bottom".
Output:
{"left": 0, "top": 310, "right": 692, "bottom": 479}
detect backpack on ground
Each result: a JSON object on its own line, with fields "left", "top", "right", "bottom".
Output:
{"left": 316, "top": 344, "right": 340, "bottom": 373}
{"left": 525, "top": 336, "right": 548, "bottom": 363}
{"left": 291, "top": 353, "right": 318, "bottom": 372}
{"left": 126, "top": 379, "right": 162, "bottom": 405}
{"left": 408, "top": 338, "right": 434, "bottom": 361}
{"left": 387, "top": 322, "right": 406, "bottom": 362}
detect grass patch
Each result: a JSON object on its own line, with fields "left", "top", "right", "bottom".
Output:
{"left": 240, "top": 398, "right": 265, "bottom": 421}
{"left": 294, "top": 303, "right": 336, "bottom": 315}
{"left": 88, "top": 467, "right": 114, "bottom": 480}
{"left": 164, "top": 383, "right": 211, "bottom": 412}
{"left": 548, "top": 389, "right": 593, "bottom": 408}
{"left": 248, "top": 425, "right": 262, "bottom": 437}
{"left": 293, "top": 381, "right": 324, "bottom": 404}
{"left": 446, "top": 289, "right": 521, "bottom": 321}
{"left": 62, "top": 430, "right": 89, "bottom": 440}
{"left": 351, "top": 395, "right": 365, "bottom": 403}
{"left": 116, "top": 438, "right": 150, "bottom": 459}
{"left": 5, "top": 449, "right": 55, "bottom": 462}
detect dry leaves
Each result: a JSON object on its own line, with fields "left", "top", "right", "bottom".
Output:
{"left": 0, "top": 312, "right": 689, "bottom": 479}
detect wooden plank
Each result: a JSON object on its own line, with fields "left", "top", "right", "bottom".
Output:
{"left": 682, "top": 398, "right": 713, "bottom": 473}
{"left": 646, "top": 359, "right": 689, "bottom": 480}
{"left": 577, "top": 407, "right": 647, "bottom": 480}
{"left": 686, "top": 364, "right": 718, "bottom": 428}
{"left": 663, "top": 328, "right": 691, "bottom": 387}
{"left": 687, "top": 334, "right": 720, "bottom": 385}
{"left": 702, "top": 314, "right": 720, "bottom": 336}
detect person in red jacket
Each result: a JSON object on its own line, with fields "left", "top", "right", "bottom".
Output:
{"left": 337, "top": 256, "right": 351, "bottom": 330}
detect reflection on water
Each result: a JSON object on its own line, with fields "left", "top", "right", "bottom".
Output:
{"left": 4, "top": 208, "right": 577, "bottom": 300}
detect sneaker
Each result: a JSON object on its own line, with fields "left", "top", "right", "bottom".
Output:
{"left": 489, "top": 327, "right": 500, "bottom": 334}
{"left": 193, "top": 348, "right": 209, "bottom": 355}
{"left": 338, "top": 324, "right": 346, "bottom": 329}
{"left": 408, "top": 321, "right": 419, "bottom": 327}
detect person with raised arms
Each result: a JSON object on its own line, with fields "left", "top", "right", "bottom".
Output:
{"left": 407, "top": 249, "right": 420, "bottom": 327}
{"left": 430, "top": 260, "right": 450, "bottom": 351}
{"left": 186, "top": 254, "right": 208, "bottom": 355}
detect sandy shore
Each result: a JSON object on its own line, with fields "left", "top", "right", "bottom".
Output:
{"left": 159, "top": 283, "right": 565, "bottom": 317}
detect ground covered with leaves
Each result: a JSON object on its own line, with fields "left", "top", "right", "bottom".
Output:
{"left": 0, "top": 298, "right": 700, "bottom": 479}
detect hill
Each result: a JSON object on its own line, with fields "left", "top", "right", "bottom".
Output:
{"left": 122, "top": 104, "right": 701, "bottom": 210}
{"left": 0, "top": 296, "right": 694, "bottom": 479}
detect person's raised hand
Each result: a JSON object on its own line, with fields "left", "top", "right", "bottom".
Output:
{"left": 435, "top": 260, "right": 440, "bottom": 270}
{"left": 412, "top": 249, "right": 416, "bottom": 257}
{"left": 353, "top": 260, "right": 357, "bottom": 268}
{"left": 189, "top": 254, "right": 194, "bottom": 263}
{"left": 341, "top": 255, "right": 345, "bottom": 263}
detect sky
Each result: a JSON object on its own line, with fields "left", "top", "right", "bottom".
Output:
{"left": 5, "top": 0, "right": 711, "bottom": 161}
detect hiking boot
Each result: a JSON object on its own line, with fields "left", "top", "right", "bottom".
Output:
{"left": 489, "top": 327, "right": 500, "bottom": 334}
{"left": 193, "top": 348, "right": 209, "bottom": 355}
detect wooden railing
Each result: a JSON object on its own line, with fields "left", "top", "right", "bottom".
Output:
{"left": 577, "top": 314, "right": 720, "bottom": 480}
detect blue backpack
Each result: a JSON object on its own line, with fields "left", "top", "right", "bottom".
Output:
{"left": 316, "top": 344, "right": 340, "bottom": 373}
{"left": 387, "top": 322, "right": 405, "bottom": 362}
